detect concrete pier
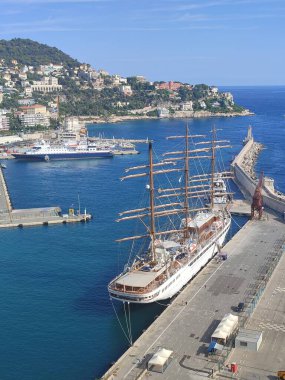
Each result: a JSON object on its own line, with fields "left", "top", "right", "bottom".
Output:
{"left": 102, "top": 213, "right": 285, "bottom": 380}
{"left": 0, "top": 167, "right": 12, "bottom": 212}
{"left": 228, "top": 199, "right": 251, "bottom": 216}
{"left": 231, "top": 132, "right": 285, "bottom": 215}
{"left": 0, "top": 168, "right": 91, "bottom": 228}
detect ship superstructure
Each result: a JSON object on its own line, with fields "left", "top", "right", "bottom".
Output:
{"left": 12, "top": 139, "right": 113, "bottom": 161}
{"left": 108, "top": 127, "right": 233, "bottom": 303}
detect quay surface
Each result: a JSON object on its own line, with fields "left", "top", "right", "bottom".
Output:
{"left": 0, "top": 168, "right": 91, "bottom": 228}
{"left": 102, "top": 212, "right": 285, "bottom": 380}
{"left": 228, "top": 199, "right": 251, "bottom": 216}
{"left": 226, "top": 241, "right": 285, "bottom": 379}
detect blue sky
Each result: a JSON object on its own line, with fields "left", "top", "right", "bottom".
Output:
{"left": 0, "top": 0, "right": 284, "bottom": 85}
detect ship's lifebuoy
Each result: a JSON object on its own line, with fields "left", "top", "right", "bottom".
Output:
{"left": 44, "top": 155, "right": 50, "bottom": 162}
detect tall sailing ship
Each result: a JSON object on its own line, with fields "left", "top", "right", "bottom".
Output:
{"left": 108, "top": 127, "right": 232, "bottom": 304}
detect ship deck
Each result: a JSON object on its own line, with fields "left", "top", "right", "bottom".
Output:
{"left": 116, "top": 270, "right": 162, "bottom": 288}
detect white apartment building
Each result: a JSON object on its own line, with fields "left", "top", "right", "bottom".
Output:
{"left": 25, "top": 87, "right": 33, "bottom": 96}
{"left": 19, "top": 113, "right": 50, "bottom": 128}
{"left": 31, "top": 76, "right": 62, "bottom": 93}
{"left": 3, "top": 72, "right": 11, "bottom": 81}
{"left": 0, "top": 115, "right": 10, "bottom": 130}
{"left": 18, "top": 99, "right": 35, "bottom": 106}
{"left": 19, "top": 104, "right": 50, "bottom": 128}
{"left": 6, "top": 81, "right": 15, "bottom": 88}
{"left": 135, "top": 76, "right": 147, "bottom": 83}
{"left": 120, "top": 85, "right": 133, "bottom": 96}
{"left": 222, "top": 92, "right": 234, "bottom": 104}
{"left": 181, "top": 101, "right": 193, "bottom": 111}
{"left": 158, "top": 107, "right": 170, "bottom": 118}
{"left": 39, "top": 64, "right": 63, "bottom": 75}
{"left": 199, "top": 100, "right": 207, "bottom": 109}
{"left": 63, "top": 116, "right": 81, "bottom": 131}
{"left": 19, "top": 73, "right": 28, "bottom": 80}
{"left": 210, "top": 86, "right": 219, "bottom": 94}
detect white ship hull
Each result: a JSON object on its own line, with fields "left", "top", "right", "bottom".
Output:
{"left": 109, "top": 219, "right": 230, "bottom": 304}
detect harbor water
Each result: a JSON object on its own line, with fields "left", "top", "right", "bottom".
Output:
{"left": 0, "top": 86, "right": 284, "bottom": 379}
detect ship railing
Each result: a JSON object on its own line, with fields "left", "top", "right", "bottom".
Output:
{"left": 111, "top": 275, "right": 171, "bottom": 294}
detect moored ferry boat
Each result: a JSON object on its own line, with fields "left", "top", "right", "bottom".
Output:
{"left": 12, "top": 140, "right": 113, "bottom": 161}
{"left": 108, "top": 127, "right": 233, "bottom": 304}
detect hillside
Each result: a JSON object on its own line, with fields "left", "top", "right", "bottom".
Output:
{"left": 0, "top": 38, "right": 250, "bottom": 132}
{"left": 0, "top": 38, "right": 80, "bottom": 67}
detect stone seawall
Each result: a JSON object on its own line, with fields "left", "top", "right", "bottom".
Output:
{"left": 0, "top": 168, "right": 12, "bottom": 212}
{"left": 232, "top": 138, "right": 285, "bottom": 215}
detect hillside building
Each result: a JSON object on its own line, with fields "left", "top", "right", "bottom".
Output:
{"left": 222, "top": 92, "right": 234, "bottom": 103}
{"left": 0, "top": 115, "right": 10, "bottom": 130}
{"left": 31, "top": 77, "right": 62, "bottom": 93}
{"left": 98, "top": 69, "right": 109, "bottom": 76}
{"left": 19, "top": 104, "right": 48, "bottom": 115}
{"left": 120, "top": 85, "right": 133, "bottom": 96}
{"left": 156, "top": 81, "right": 183, "bottom": 91}
{"left": 39, "top": 64, "right": 63, "bottom": 75}
{"left": 63, "top": 116, "right": 81, "bottom": 131}
{"left": 158, "top": 107, "right": 170, "bottom": 118}
{"left": 18, "top": 73, "right": 28, "bottom": 81}
{"left": 181, "top": 101, "right": 193, "bottom": 111}
{"left": 24, "top": 87, "right": 33, "bottom": 96}
{"left": 135, "top": 76, "right": 147, "bottom": 83}
{"left": 3, "top": 72, "right": 11, "bottom": 81}
{"left": 18, "top": 99, "right": 35, "bottom": 106}
{"left": 18, "top": 104, "right": 50, "bottom": 128}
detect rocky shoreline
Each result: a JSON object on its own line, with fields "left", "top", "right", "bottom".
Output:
{"left": 241, "top": 141, "right": 264, "bottom": 180}
{"left": 78, "top": 109, "right": 253, "bottom": 125}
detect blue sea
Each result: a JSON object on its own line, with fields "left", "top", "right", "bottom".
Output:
{"left": 0, "top": 86, "right": 284, "bottom": 380}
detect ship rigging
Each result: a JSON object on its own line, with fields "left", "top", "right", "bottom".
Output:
{"left": 108, "top": 126, "right": 232, "bottom": 304}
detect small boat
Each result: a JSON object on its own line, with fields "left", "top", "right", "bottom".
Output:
{"left": 0, "top": 163, "right": 7, "bottom": 169}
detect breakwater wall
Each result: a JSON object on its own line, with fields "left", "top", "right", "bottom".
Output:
{"left": 231, "top": 137, "right": 285, "bottom": 215}
{"left": 0, "top": 168, "right": 12, "bottom": 212}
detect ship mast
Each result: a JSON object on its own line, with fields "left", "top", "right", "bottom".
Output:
{"left": 148, "top": 142, "right": 156, "bottom": 261}
{"left": 116, "top": 130, "right": 232, "bottom": 245}
{"left": 184, "top": 124, "right": 190, "bottom": 239}
{"left": 210, "top": 126, "right": 216, "bottom": 209}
